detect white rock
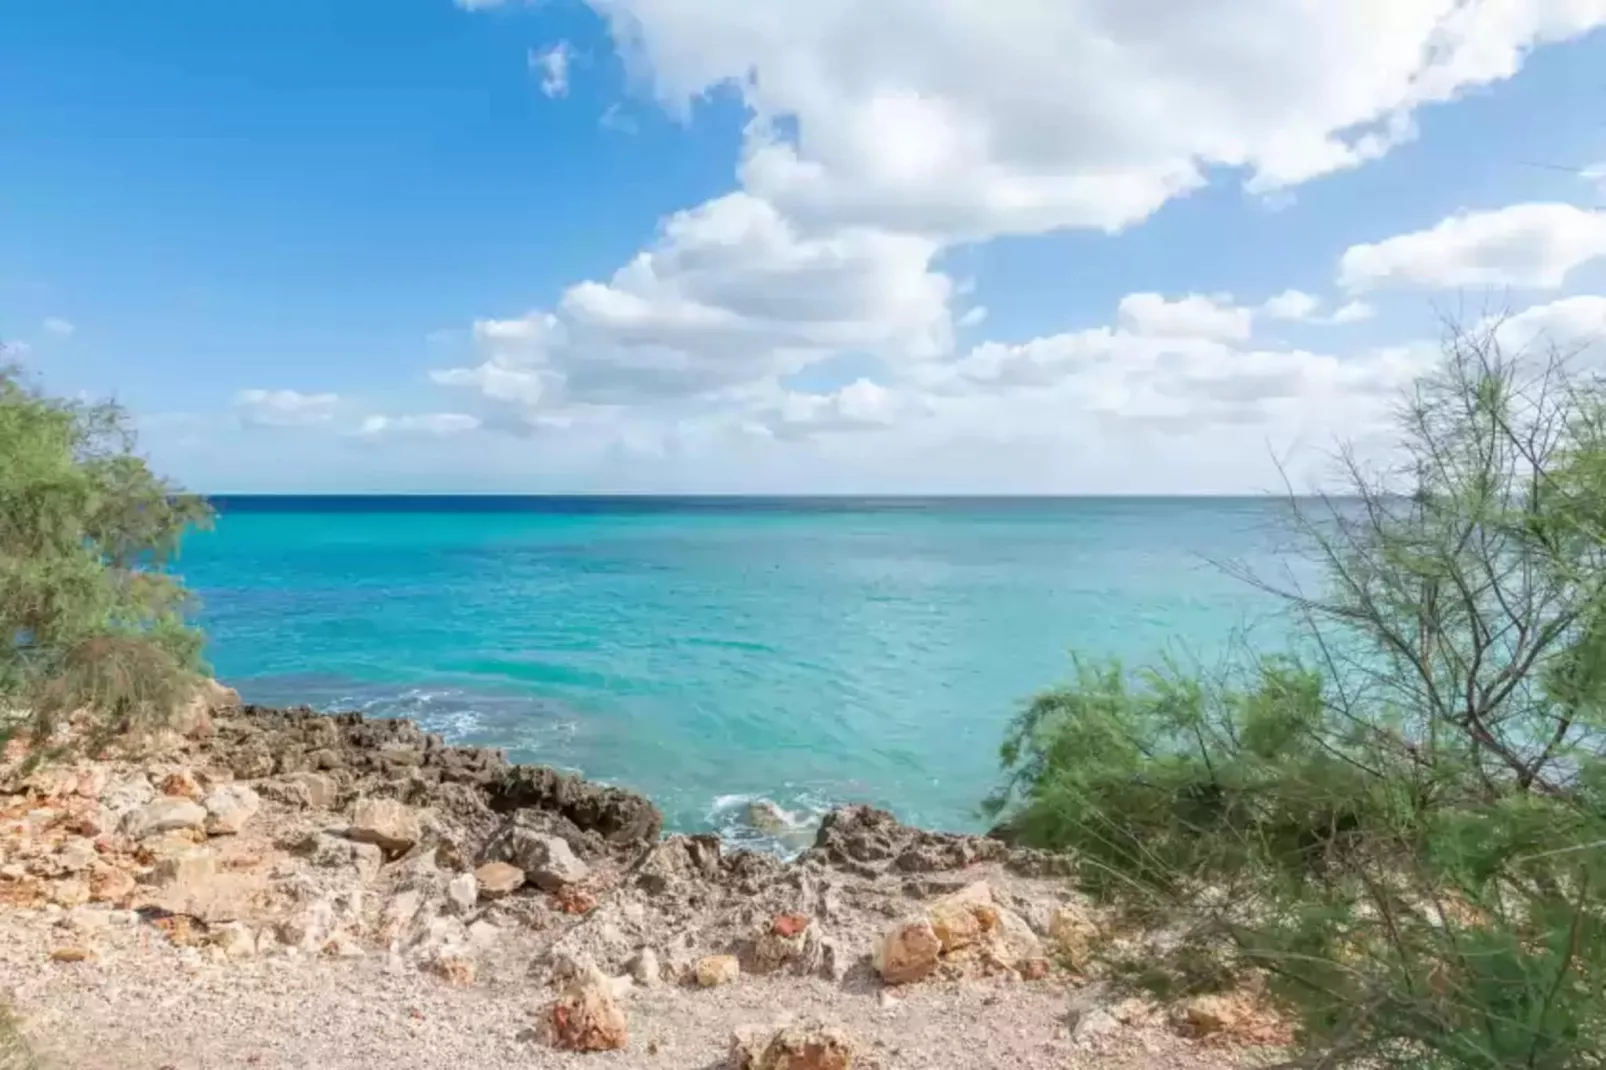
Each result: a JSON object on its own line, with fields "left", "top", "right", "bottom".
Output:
{"left": 446, "top": 872, "right": 478, "bottom": 915}
{"left": 201, "top": 783, "right": 261, "bottom": 836}
{"left": 345, "top": 797, "right": 421, "bottom": 855}
{"left": 119, "top": 798, "right": 206, "bottom": 840}
{"left": 629, "top": 947, "right": 661, "bottom": 988}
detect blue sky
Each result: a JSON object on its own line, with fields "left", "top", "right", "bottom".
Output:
{"left": 5, "top": 0, "right": 1606, "bottom": 493}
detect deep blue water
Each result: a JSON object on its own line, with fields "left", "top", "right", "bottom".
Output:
{"left": 182, "top": 497, "right": 1310, "bottom": 838}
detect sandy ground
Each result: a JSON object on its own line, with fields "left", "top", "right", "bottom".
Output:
{"left": 2, "top": 916, "right": 1258, "bottom": 1070}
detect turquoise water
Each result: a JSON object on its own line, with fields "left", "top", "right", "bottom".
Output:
{"left": 183, "top": 497, "right": 1308, "bottom": 836}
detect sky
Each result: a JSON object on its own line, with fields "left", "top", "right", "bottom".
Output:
{"left": 5, "top": 0, "right": 1606, "bottom": 494}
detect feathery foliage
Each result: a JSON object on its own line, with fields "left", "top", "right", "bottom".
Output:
{"left": 0, "top": 358, "right": 212, "bottom": 754}
{"left": 989, "top": 323, "right": 1606, "bottom": 1068}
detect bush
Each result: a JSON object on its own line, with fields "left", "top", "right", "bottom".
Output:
{"left": 0, "top": 359, "right": 212, "bottom": 755}
{"left": 989, "top": 324, "right": 1606, "bottom": 1068}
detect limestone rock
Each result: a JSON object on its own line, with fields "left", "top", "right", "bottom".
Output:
{"left": 446, "top": 872, "right": 478, "bottom": 915}
{"left": 267, "top": 772, "right": 340, "bottom": 810}
{"left": 201, "top": 783, "right": 260, "bottom": 836}
{"left": 153, "top": 849, "right": 216, "bottom": 888}
{"left": 160, "top": 769, "right": 204, "bottom": 799}
{"left": 695, "top": 954, "right": 740, "bottom": 988}
{"left": 49, "top": 878, "right": 90, "bottom": 908}
{"left": 473, "top": 861, "right": 524, "bottom": 899}
{"left": 210, "top": 921, "right": 258, "bottom": 958}
{"left": 629, "top": 947, "right": 661, "bottom": 988}
{"left": 89, "top": 865, "right": 135, "bottom": 904}
{"left": 631, "top": 834, "right": 722, "bottom": 896}
{"left": 489, "top": 764, "right": 662, "bottom": 845}
{"left": 294, "top": 832, "right": 381, "bottom": 881}
{"left": 873, "top": 918, "right": 942, "bottom": 985}
{"left": 120, "top": 798, "right": 206, "bottom": 840}
{"left": 926, "top": 881, "right": 1001, "bottom": 952}
{"left": 482, "top": 823, "right": 587, "bottom": 891}
{"left": 539, "top": 974, "right": 629, "bottom": 1052}
{"left": 731, "top": 1020, "right": 857, "bottom": 1070}
{"left": 742, "top": 799, "right": 791, "bottom": 834}
{"left": 1048, "top": 903, "right": 1100, "bottom": 969}
{"left": 345, "top": 797, "right": 420, "bottom": 855}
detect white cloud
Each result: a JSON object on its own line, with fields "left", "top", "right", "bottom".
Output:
{"left": 41, "top": 317, "right": 75, "bottom": 338}
{"left": 585, "top": 0, "right": 1606, "bottom": 240}
{"left": 432, "top": 191, "right": 954, "bottom": 427}
{"left": 1261, "top": 290, "right": 1322, "bottom": 322}
{"left": 1489, "top": 295, "right": 1606, "bottom": 355}
{"left": 1328, "top": 300, "right": 1378, "bottom": 324}
{"left": 454, "top": 0, "right": 509, "bottom": 9}
{"left": 1118, "top": 293, "right": 1253, "bottom": 341}
{"left": 234, "top": 388, "right": 341, "bottom": 428}
{"left": 530, "top": 42, "right": 573, "bottom": 98}
{"left": 359, "top": 413, "right": 482, "bottom": 437}
{"left": 1339, "top": 204, "right": 1606, "bottom": 291}
{"left": 1584, "top": 161, "right": 1606, "bottom": 193}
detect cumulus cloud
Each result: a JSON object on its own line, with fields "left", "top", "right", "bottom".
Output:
{"left": 432, "top": 191, "right": 954, "bottom": 427}
{"left": 583, "top": 0, "right": 1606, "bottom": 240}
{"left": 530, "top": 42, "right": 573, "bottom": 98}
{"left": 234, "top": 388, "right": 341, "bottom": 428}
{"left": 41, "top": 317, "right": 75, "bottom": 338}
{"left": 1118, "top": 293, "right": 1253, "bottom": 341}
{"left": 1260, "top": 290, "right": 1376, "bottom": 325}
{"left": 1489, "top": 295, "right": 1606, "bottom": 355}
{"left": 1339, "top": 204, "right": 1606, "bottom": 291}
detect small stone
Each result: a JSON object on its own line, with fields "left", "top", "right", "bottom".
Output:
{"left": 1020, "top": 957, "right": 1052, "bottom": 981}
{"left": 472, "top": 861, "right": 524, "bottom": 899}
{"left": 772, "top": 913, "right": 810, "bottom": 938}
{"left": 539, "top": 974, "right": 628, "bottom": 1052}
{"left": 878, "top": 990, "right": 900, "bottom": 1010}
{"left": 160, "top": 770, "right": 204, "bottom": 799}
{"left": 629, "top": 947, "right": 661, "bottom": 988}
{"left": 731, "top": 1020, "right": 857, "bottom": 1070}
{"left": 346, "top": 797, "right": 421, "bottom": 855}
{"left": 55, "top": 838, "right": 99, "bottom": 874}
{"left": 120, "top": 798, "right": 207, "bottom": 840}
{"left": 50, "top": 946, "right": 94, "bottom": 964}
{"left": 281, "top": 772, "right": 340, "bottom": 810}
{"left": 466, "top": 920, "right": 500, "bottom": 948}
{"left": 201, "top": 783, "right": 261, "bottom": 836}
{"left": 153, "top": 849, "right": 216, "bottom": 888}
{"left": 434, "top": 951, "right": 476, "bottom": 986}
{"left": 210, "top": 921, "right": 258, "bottom": 958}
{"left": 446, "top": 872, "right": 478, "bottom": 915}
{"left": 694, "top": 954, "right": 740, "bottom": 988}
{"left": 873, "top": 918, "right": 942, "bottom": 985}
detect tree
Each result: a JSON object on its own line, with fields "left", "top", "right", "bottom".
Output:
{"left": 989, "top": 321, "right": 1606, "bottom": 1068}
{"left": 0, "top": 358, "right": 213, "bottom": 755}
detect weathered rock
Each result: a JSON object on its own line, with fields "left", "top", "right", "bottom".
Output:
{"left": 481, "top": 822, "right": 588, "bottom": 890}
{"left": 264, "top": 771, "right": 340, "bottom": 810}
{"left": 160, "top": 769, "right": 204, "bottom": 799}
{"left": 927, "top": 881, "right": 1001, "bottom": 952}
{"left": 201, "top": 783, "right": 260, "bottom": 836}
{"left": 446, "top": 872, "right": 478, "bottom": 915}
{"left": 152, "top": 848, "right": 216, "bottom": 888}
{"left": 873, "top": 918, "right": 942, "bottom": 985}
{"left": 1048, "top": 903, "right": 1100, "bottom": 969}
{"left": 120, "top": 798, "right": 206, "bottom": 840}
{"left": 49, "top": 878, "right": 90, "bottom": 908}
{"left": 345, "top": 797, "right": 420, "bottom": 855}
{"left": 99, "top": 772, "right": 156, "bottom": 816}
{"left": 742, "top": 799, "right": 792, "bottom": 834}
{"left": 473, "top": 861, "right": 524, "bottom": 899}
{"left": 539, "top": 973, "right": 629, "bottom": 1052}
{"left": 489, "top": 765, "right": 661, "bottom": 845}
{"left": 89, "top": 865, "right": 136, "bottom": 904}
{"left": 629, "top": 947, "right": 661, "bottom": 988}
{"left": 695, "top": 954, "right": 741, "bottom": 988}
{"left": 631, "top": 834, "right": 722, "bottom": 896}
{"left": 731, "top": 1020, "right": 857, "bottom": 1070}
{"left": 55, "top": 838, "right": 99, "bottom": 874}
{"left": 210, "top": 921, "right": 258, "bottom": 958}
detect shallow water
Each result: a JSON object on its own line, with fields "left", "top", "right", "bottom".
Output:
{"left": 183, "top": 496, "right": 1311, "bottom": 836}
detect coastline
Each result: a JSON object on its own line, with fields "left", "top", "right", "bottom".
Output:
{"left": 0, "top": 690, "right": 1287, "bottom": 1069}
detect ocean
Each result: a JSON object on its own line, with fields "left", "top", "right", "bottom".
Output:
{"left": 183, "top": 496, "right": 1313, "bottom": 841}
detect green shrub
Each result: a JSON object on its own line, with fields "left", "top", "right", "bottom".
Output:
{"left": 990, "top": 325, "right": 1606, "bottom": 1067}
{"left": 0, "top": 359, "right": 212, "bottom": 755}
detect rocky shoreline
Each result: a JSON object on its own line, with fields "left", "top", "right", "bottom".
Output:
{"left": 0, "top": 688, "right": 1286, "bottom": 1069}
